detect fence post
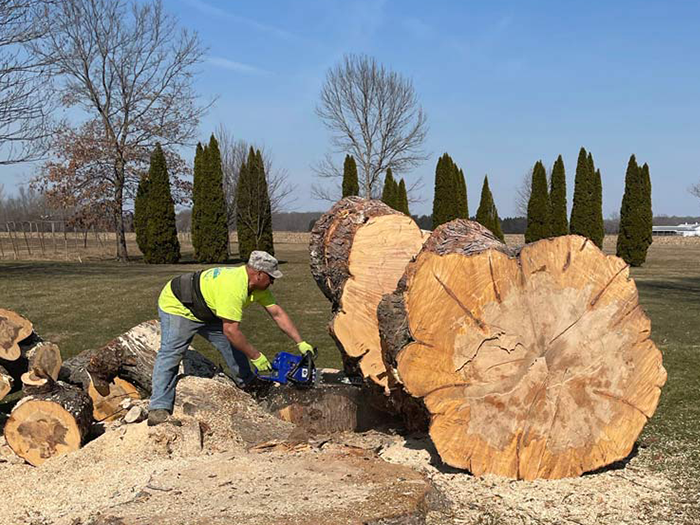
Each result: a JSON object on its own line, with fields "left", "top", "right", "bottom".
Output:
{"left": 7, "top": 222, "right": 19, "bottom": 259}
{"left": 0, "top": 225, "right": 4, "bottom": 258}
{"left": 51, "top": 221, "right": 57, "bottom": 254}
{"left": 21, "top": 221, "right": 32, "bottom": 255}
{"left": 36, "top": 222, "right": 46, "bottom": 255}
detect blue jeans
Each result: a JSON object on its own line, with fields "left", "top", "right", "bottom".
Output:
{"left": 149, "top": 308, "right": 254, "bottom": 412}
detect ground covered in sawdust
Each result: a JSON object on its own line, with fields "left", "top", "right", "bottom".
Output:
{"left": 0, "top": 377, "right": 692, "bottom": 525}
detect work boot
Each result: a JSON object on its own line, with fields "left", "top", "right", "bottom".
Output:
{"left": 147, "top": 409, "right": 170, "bottom": 427}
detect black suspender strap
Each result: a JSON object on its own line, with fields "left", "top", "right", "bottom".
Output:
{"left": 170, "top": 271, "right": 220, "bottom": 324}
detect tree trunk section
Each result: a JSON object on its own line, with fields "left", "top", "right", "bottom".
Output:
{"left": 377, "top": 220, "right": 667, "bottom": 480}
{"left": 4, "top": 380, "right": 93, "bottom": 466}
{"left": 309, "top": 197, "right": 428, "bottom": 388}
{"left": 21, "top": 342, "right": 62, "bottom": 387}
{"left": 0, "top": 309, "right": 33, "bottom": 361}
{"left": 0, "top": 365, "right": 12, "bottom": 401}
{"left": 89, "top": 377, "right": 141, "bottom": 422}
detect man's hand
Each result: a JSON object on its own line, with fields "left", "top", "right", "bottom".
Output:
{"left": 297, "top": 341, "right": 314, "bottom": 355}
{"left": 251, "top": 353, "right": 272, "bottom": 372}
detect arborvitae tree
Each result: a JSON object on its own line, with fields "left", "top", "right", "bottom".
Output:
{"left": 342, "top": 154, "right": 359, "bottom": 197}
{"left": 525, "top": 160, "right": 551, "bottom": 243}
{"left": 591, "top": 168, "right": 604, "bottom": 248}
{"left": 456, "top": 168, "right": 469, "bottom": 219}
{"left": 192, "top": 135, "right": 229, "bottom": 263}
{"left": 191, "top": 142, "right": 205, "bottom": 256}
{"left": 475, "top": 175, "right": 504, "bottom": 242}
{"left": 143, "top": 143, "right": 180, "bottom": 264}
{"left": 256, "top": 149, "right": 275, "bottom": 256}
{"left": 617, "top": 155, "right": 648, "bottom": 266}
{"left": 432, "top": 154, "right": 451, "bottom": 227}
{"left": 570, "top": 147, "right": 592, "bottom": 238}
{"left": 236, "top": 153, "right": 254, "bottom": 260}
{"left": 134, "top": 173, "right": 151, "bottom": 258}
{"left": 381, "top": 168, "right": 397, "bottom": 209}
{"left": 641, "top": 163, "right": 653, "bottom": 249}
{"left": 397, "top": 178, "right": 410, "bottom": 215}
{"left": 549, "top": 155, "right": 568, "bottom": 236}
{"left": 236, "top": 148, "right": 275, "bottom": 261}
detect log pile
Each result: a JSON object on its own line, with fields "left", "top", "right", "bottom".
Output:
{"left": 309, "top": 197, "right": 429, "bottom": 388}
{"left": 309, "top": 200, "right": 667, "bottom": 480}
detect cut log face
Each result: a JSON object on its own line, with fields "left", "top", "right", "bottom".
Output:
{"left": 25, "top": 342, "right": 62, "bottom": 381}
{"left": 381, "top": 226, "right": 666, "bottom": 479}
{"left": 88, "top": 377, "right": 141, "bottom": 422}
{"left": 4, "top": 381, "right": 93, "bottom": 466}
{"left": 0, "top": 365, "right": 12, "bottom": 401}
{"left": 0, "top": 309, "right": 33, "bottom": 361}
{"left": 309, "top": 198, "right": 428, "bottom": 387}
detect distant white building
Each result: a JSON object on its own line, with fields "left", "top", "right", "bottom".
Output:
{"left": 652, "top": 223, "right": 700, "bottom": 237}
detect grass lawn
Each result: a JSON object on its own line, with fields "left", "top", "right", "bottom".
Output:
{"left": 1, "top": 236, "right": 698, "bottom": 512}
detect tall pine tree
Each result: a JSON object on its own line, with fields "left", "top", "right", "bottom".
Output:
{"left": 236, "top": 148, "right": 274, "bottom": 261}
{"left": 192, "top": 134, "right": 229, "bottom": 263}
{"left": 525, "top": 160, "right": 551, "bottom": 243}
{"left": 381, "top": 168, "right": 397, "bottom": 209}
{"left": 144, "top": 143, "right": 180, "bottom": 264}
{"left": 475, "top": 175, "right": 504, "bottom": 241}
{"left": 570, "top": 147, "right": 592, "bottom": 239}
{"left": 342, "top": 155, "right": 359, "bottom": 197}
{"left": 641, "top": 163, "right": 653, "bottom": 249}
{"left": 456, "top": 168, "right": 468, "bottom": 219}
{"left": 591, "top": 168, "right": 604, "bottom": 248}
{"left": 549, "top": 155, "right": 568, "bottom": 236}
{"left": 134, "top": 173, "right": 151, "bottom": 259}
{"left": 432, "top": 154, "right": 451, "bottom": 227}
{"left": 617, "top": 155, "right": 648, "bottom": 266}
{"left": 397, "top": 178, "right": 410, "bottom": 215}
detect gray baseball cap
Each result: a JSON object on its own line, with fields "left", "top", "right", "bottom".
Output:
{"left": 248, "top": 250, "right": 283, "bottom": 279}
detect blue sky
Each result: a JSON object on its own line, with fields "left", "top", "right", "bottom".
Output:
{"left": 3, "top": 0, "right": 700, "bottom": 217}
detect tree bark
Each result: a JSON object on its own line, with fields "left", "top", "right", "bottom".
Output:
{"left": 4, "top": 380, "right": 93, "bottom": 466}
{"left": 309, "top": 197, "right": 428, "bottom": 388}
{"left": 377, "top": 220, "right": 667, "bottom": 480}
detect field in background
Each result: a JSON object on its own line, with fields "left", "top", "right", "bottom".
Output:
{"left": 0, "top": 235, "right": 698, "bottom": 515}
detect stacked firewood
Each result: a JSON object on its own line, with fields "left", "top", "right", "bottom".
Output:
{"left": 310, "top": 197, "right": 667, "bottom": 480}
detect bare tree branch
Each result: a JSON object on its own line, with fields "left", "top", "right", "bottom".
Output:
{"left": 690, "top": 182, "right": 700, "bottom": 201}
{"left": 215, "top": 123, "right": 295, "bottom": 227}
{"left": 27, "top": 0, "right": 209, "bottom": 260}
{"left": 0, "top": 0, "right": 56, "bottom": 164}
{"left": 315, "top": 53, "right": 428, "bottom": 199}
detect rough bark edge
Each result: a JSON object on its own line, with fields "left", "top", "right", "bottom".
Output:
{"left": 309, "top": 197, "right": 400, "bottom": 305}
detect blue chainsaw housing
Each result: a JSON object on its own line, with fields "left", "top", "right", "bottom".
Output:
{"left": 256, "top": 351, "right": 316, "bottom": 386}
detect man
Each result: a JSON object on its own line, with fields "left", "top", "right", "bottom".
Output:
{"left": 148, "top": 250, "right": 314, "bottom": 426}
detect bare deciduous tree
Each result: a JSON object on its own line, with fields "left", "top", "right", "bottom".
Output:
{"left": 515, "top": 168, "right": 533, "bottom": 217}
{"left": 215, "top": 124, "right": 295, "bottom": 227}
{"left": 314, "top": 53, "right": 428, "bottom": 200}
{"left": 0, "top": 0, "right": 54, "bottom": 164}
{"left": 690, "top": 182, "right": 700, "bottom": 201}
{"left": 27, "top": 0, "right": 208, "bottom": 261}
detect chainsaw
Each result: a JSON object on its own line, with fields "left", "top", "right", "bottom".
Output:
{"left": 254, "top": 348, "right": 317, "bottom": 388}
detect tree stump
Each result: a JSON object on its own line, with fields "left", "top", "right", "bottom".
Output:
{"left": 378, "top": 220, "right": 667, "bottom": 480}
{"left": 0, "top": 309, "right": 33, "bottom": 361}
{"left": 4, "top": 380, "right": 93, "bottom": 466}
{"left": 20, "top": 341, "right": 62, "bottom": 388}
{"left": 309, "top": 197, "right": 428, "bottom": 388}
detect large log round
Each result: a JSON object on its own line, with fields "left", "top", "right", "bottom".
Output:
{"left": 0, "top": 309, "right": 33, "bottom": 361}
{"left": 309, "top": 197, "right": 428, "bottom": 387}
{"left": 378, "top": 220, "right": 667, "bottom": 480}
{"left": 4, "top": 381, "right": 93, "bottom": 466}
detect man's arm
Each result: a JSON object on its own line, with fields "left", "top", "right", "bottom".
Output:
{"left": 264, "top": 304, "right": 302, "bottom": 344}
{"left": 222, "top": 319, "right": 262, "bottom": 360}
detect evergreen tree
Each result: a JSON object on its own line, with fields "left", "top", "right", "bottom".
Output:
{"left": 591, "top": 168, "right": 604, "bottom": 248}
{"left": 236, "top": 148, "right": 274, "bottom": 261}
{"left": 475, "top": 175, "right": 504, "bottom": 241}
{"left": 381, "top": 168, "right": 397, "bottom": 209}
{"left": 134, "top": 173, "right": 151, "bottom": 258}
{"left": 570, "top": 147, "right": 592, "bottom": 238}
{"left": 191, "top": 142, "right": 205, "bottom": 256}
{"left": 549, "top": 155, "right": 568, "bottom": 236}
{"left": 143, "top": 143, "right": 180, "bottom": 263}
{"left": 456, "top": 168, "right": 468, "bottom": 219}
{"left": 641, "top": 163, "right": 653, "bottom": 249}
{"left": 525, "top": 160, "right": 551, "bottom": 243}
{"left": 396, "top": 178, "right": 410, "bottom": 215}
{"left": 192, "top": 135, "right": 229, "bottom": 263}
{"left": 256, "top": 149, "right": 275, "bottom": 256}
{"left": 617, "top": 155, "right": 648, "bottom": 266}
{"left": 342, "top": 155, "right": 359, "bottom": 197}
{"left": 432, "top": 153, "right": 463, "bottom": 227}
